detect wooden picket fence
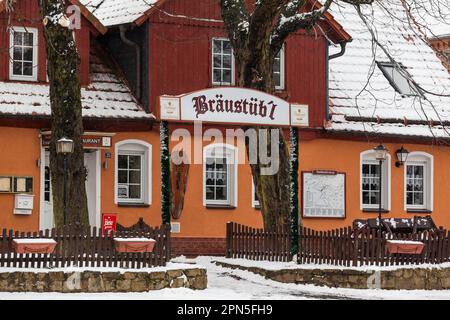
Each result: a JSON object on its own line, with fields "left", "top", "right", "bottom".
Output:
{"left": 226, "top": 222, "right": 450, "bottom": 266}
{"left": 298, "top": 226, "right": 450, "bottom": 267}
{"left": 0, "top": 224, "right": 171, "bottom": 269}
{"left": 226, "top": 222, "right": 292, "bottom": 262}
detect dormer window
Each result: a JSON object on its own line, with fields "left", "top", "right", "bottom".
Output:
{"left": 9, "top": 27, "right": 38, "bottom": 81}
{"left": 377, "top": 62, "right": 420, "bottom": 96}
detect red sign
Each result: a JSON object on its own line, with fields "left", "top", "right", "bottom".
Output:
{"left": 101, "top": 213, "right": 117, "bottom": 236}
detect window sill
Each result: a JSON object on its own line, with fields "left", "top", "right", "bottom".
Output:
{"left": 362, "top": 208, "right": 390, "bottom": 213}
{"left": 117, "top": 203, "right": 150, "bottom": 208}
{"left": 406, "top": 209, "right": 432, "bottom": 214}
{"left": 205, "top": 204, "right": 236, "bottom": 210}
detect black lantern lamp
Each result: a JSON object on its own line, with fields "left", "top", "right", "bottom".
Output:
{"left": 373, "top": 144, "right": 387, "bottom": 235}
{"left": 56, "top": 137, "right": 74, "bottom": 225}
{"left": 395, "top": 146, "right": 409, "bottom": 167}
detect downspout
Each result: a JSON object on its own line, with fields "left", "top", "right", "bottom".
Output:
{"left": 119, "top": 25, "right": 141, "bottom": 100}
{"left": 326, "top": 42, "right": 347, "bottom": 121}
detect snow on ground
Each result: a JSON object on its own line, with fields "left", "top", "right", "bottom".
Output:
{"left": 0, "top": 257, "right": 450, "bottom": 300}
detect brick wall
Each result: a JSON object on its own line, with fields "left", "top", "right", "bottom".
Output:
{"left": 171, "top": 237, "right": 227, "bottom": 257}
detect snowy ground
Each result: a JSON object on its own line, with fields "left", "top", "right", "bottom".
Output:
{"left": 0, "top": 256, "right": 449, "bottom": 300}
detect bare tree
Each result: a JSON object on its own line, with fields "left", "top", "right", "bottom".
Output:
{"left": 219, "top": 0, "right": 376, "bottom": 229}
{"left": 39, "top": 0, "right": 89, "bottom": 226}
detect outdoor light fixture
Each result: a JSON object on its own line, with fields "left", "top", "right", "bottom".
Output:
{"left": 373, "top": 144, "right": 387, "bottom": 236}
{"left": 395, "top": 146, "right": 409, "bottom": 167}
{"left": 56, "top": 137, "right": 74, "bottom": 155}
{"left": 374, "top": 144, "right": 388, "bottom": 161}
{"left": 56, "top": 137, "right": 74, "bottom": 225}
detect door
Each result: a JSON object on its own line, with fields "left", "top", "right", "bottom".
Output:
{"left": 40, "top": 152, "right": 54, "bottom": 230}
{"left": 40, "top": 150, "right": 100, "bottom": 230}
{"left": 84, "top": 150, "right": 100, "bottom": 227}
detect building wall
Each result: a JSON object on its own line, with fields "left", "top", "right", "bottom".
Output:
{"left": 0, "top": 0, "right": 93, "bottom": 86}
{"left": 147, "top": 0, "right": 329, "bottom": 127}
{"left": 0, "top": 127, "right": 41, "bottom": 231}
{"left": 298, "top": 138, "right": 450, "bottom": 230}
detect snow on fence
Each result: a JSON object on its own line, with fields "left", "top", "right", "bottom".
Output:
{"left": 0, "top": 224, "right": 171, "bottom": 269}
{"left": 226, "top": 222, "right": 450, "bottom": 266}
{"left": 226, "top": 222, "right": 292, "bottom": 262}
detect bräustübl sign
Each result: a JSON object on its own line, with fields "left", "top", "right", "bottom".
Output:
{"left": 159, "top": 87, "right": 309, "bottom": 127}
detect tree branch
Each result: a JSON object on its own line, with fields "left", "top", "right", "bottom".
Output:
{"left": 220, "top": 0, "right": 250, "bottom": 48}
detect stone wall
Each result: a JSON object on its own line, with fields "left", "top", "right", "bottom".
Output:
{"left": 0, "top": 268, "right": 207, "bottom": 293}
{"left": 214, "top": 261, "right": 450, "bottom": 290}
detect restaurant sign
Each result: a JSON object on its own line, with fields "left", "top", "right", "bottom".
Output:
{"left": 160, "top": 87, "right": 309, "bottom": 127}
{"left": 41, "top": 134, "right": 112, "bottom": 149}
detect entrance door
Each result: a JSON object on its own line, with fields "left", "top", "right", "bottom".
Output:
{"left": 40, "top": 150, "right": 100, "bottom": 230}
{"left": 84, "top": 150, "right": 100, "bottom": 227}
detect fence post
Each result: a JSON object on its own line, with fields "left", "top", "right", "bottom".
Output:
{"left": 226, "top": 222, "right": 232, "bottom": 258}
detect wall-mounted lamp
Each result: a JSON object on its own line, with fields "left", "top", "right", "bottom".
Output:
{"left": 395, "top": 146, "right": 409, "bottom": 167}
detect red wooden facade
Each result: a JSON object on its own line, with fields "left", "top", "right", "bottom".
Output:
{"left": 0, "top": 0, "right": 103, "bottom": 86}
{"left": 144, "top": 0, "right": 345, "bottom": 128}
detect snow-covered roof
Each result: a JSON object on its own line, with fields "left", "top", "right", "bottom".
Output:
{"left": 79, "top": 0, "right": 158, "bottom": 27}
{"left": 0, "top": 45, "right": 154, "bottom": 121}
{"left": 327, "top": 1, "right": 450, "bottom": 140}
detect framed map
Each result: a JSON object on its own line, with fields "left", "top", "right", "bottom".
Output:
{"left": 302, "top": 171, "right": 346, "bottom": 219}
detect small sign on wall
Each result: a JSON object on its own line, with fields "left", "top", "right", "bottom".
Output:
{"left": 0, "top": 177, "right": 12, "bottom": 193}
{"left": 102, "top": 213, "right": 117, "bottom": 236}
{"left": 0, "top": 176, "right": 33, "bottom": 194}
{"left": 291, "top": 104, "right": 309, "bottom": 127}
{"left": 302, "top": 171, "right": 346, "bottom": 219}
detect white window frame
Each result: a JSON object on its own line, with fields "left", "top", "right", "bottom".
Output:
{"left": 251, "top": 179, "right": 260, "bottom": 209}
{"left": 360, "top": 150, "right": 391, "bottom": 211}
{"left": 274, "top": 45, "right": 285, "bottom": 90}
{"left": 9, "top": 26, "right": 39, "bottom": 82}
{"left": 404, "top": 152, "right": 433, "bottom": 211}
{"left": 203, "top": 143, "right": 238, "bottom": 207}
{"left": 115, "top": 140, "right": 152, "bottom": 205}
{"left": 211, "top": 38, "right": 235, "bottom": 86}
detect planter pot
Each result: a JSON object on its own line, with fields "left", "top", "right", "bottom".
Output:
{"left": 386, "top": 240, "right": 425, "bottom": 254}
{"left": 114, "top": 238, "right": 156, "bottom": 253}
{"left": 12, "top": 239, "right": 57, "bottom": 254}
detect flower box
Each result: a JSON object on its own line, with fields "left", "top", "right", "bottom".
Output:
{"left": 114, "top": 237, "right": 156, "bottom": 253}
{"left": 12, "top": 239, "right": 57, "bottom": 254}
{"left": 386, "top": 240, "right": 425, "bottom": 255}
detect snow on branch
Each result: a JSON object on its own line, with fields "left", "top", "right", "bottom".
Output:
{"left": 220, "top": 0, "right": 250, "bottom": 45}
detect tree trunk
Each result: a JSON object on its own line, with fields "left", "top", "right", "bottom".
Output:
{"left": 237, "top": 44, "right": 292, "bottom": 231}
{"left": 39, "top": 0, "right": 89, "bottom": 226}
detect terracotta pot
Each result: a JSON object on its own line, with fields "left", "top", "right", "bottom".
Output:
{"left": 12, "top": 239, "right": 57, "bottom": 254}
{"left": 114, "top": 238, "right": 156, "bottom": 253}
{"left": 386, "top": 241, "right": 425, "bottom": 254}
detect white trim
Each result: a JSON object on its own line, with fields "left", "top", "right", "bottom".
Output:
{"left": 360, "top": 150, "right": 391, "bottom": 211}
{"left": 274, "top": 45, "right": 285, "bottom": 90}
{"left": 94, "top": 150, "right": 101, "bottom": 228}
{"left": 114, "top": 139, "right": 152, "bottom": 205}
{"left": 39, "top": 145, "right": 47, "bottom": 230}
{"left": 251, "top": 179, "right": 260, "bottom": 209}
{"left": 404, "top": 151, "right": 433, "bottom": 211}
{"left": 9, "top": 26, "right": 39, "bottom": 82}
{"left": 203, "top": 143, "right": 238, "bottom": 207}
{"left": 211, "top": 38, "right": 235, "bottom": 86}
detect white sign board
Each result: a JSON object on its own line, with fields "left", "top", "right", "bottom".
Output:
{"left": 160, "top": 88, "right": 309, "bottom": 127}
{"left": 302, "top": 172, "right": 345, "bottom": 218}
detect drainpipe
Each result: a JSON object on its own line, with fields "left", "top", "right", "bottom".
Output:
{"left": 326, "top": 42, "right": 347, "bottom": 121}
{"left": 119, "top": 25, "right": 141, "bottom": 100}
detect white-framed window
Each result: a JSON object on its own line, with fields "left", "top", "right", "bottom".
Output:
{"left": 203, "top": 143, "right": 237, "bottom": 207}
{"left": 360, "top": 150, "right": 391, "bottom": 211}
{"left": 377, "top": 62, "right": 420, "bottom": 96}
{"left": 251, "top": 179, "right": 260, "bottom": 209}
{"left": 212, "top": 38, "right": 234, "bottom": 86}
{"left": 273, "top": 46, "right": 285, "bottom": 90}
{"left": 9, "top": 26, "right": 39, "bottom": 81}
{"left": 404, "top": 152, "right": 433, "bottom": 211}
{"left": 115, "top": 140, "right": 152, "bottom": 205}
